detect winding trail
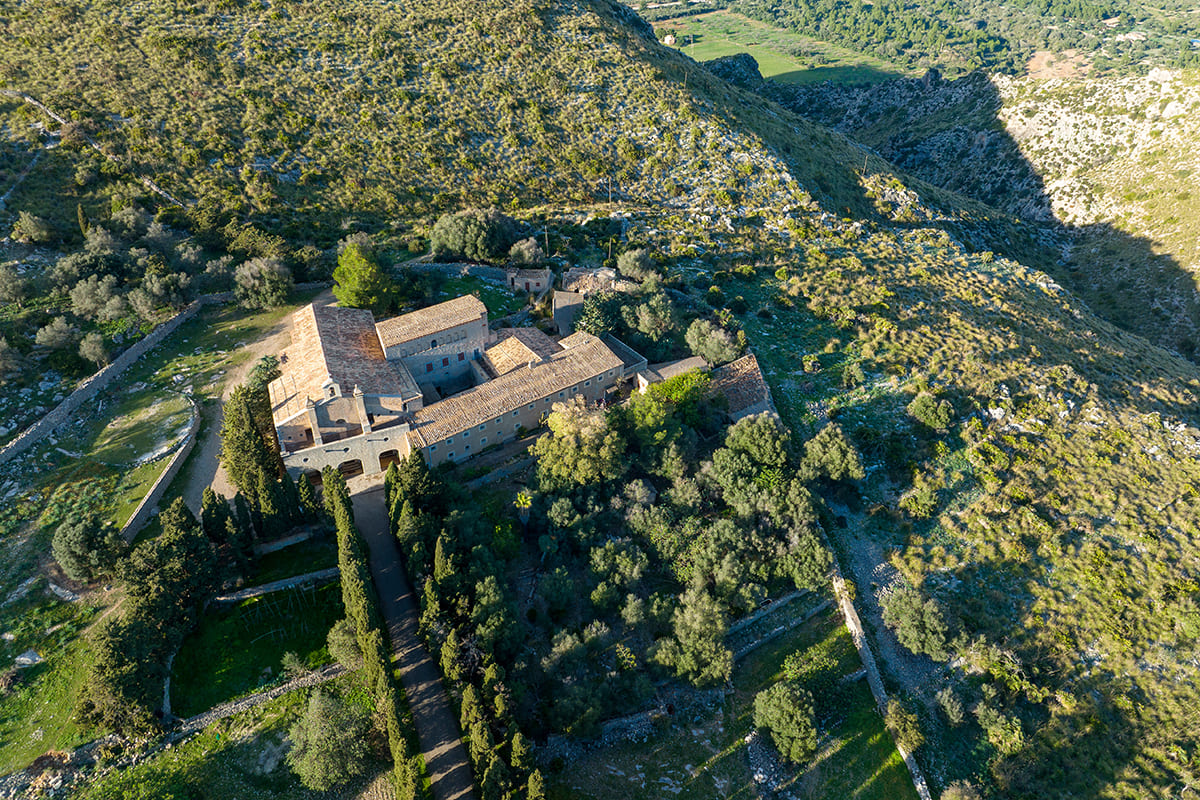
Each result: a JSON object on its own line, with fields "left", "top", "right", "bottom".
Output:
{"left": 351, "top": 485, "right": 477, "bottom": 800}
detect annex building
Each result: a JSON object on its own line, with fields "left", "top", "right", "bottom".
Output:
{"left": 268, "top": 296, "right": 641, "bottom": 479}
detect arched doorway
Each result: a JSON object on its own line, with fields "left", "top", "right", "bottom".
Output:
{"left": 338, "top": 459, "right": 364, "bottom": 478}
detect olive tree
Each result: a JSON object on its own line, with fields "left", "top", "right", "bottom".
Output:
{"left": 234, "top": 257, "right": 293, "bottom": 309}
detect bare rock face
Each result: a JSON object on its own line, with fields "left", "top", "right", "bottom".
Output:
{"left": 702, "top": 53, "right": 765, "bottom": 90}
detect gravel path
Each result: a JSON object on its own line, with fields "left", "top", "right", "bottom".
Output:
{"left": 351, "top": 486, "right": 478, "bottom": 800}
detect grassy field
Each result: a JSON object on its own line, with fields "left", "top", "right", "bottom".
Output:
{"left": 250, "top": 536, "right": 338, "bottom": 586}
{"left": 0, "top": 290, "right": 327, "bottom": 774}
{"left": 0, "top": 596, "right": 99, "bottom": 773}
{"left": 170, "top": 582, "right": 342, "bottom": 718}
{"left": 78, "top": 672, "right": 388, "bottom": 800}
{"left": 437, "top": 275, "right": 525, "bottom": 319}
{"left": 549, "top": 605, "right": 916, "bottom": 800}
{"left": 654, "top": 11, "right": 908, "bottom": 85}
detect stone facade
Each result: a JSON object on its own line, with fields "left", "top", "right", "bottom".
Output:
{"left": 272, "top": 296, "right": 643, "bottom": 478}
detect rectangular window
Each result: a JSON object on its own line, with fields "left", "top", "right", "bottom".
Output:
{"left": 495, "top": 417, "right": 502, "bottom": 425}
{"left": 512, "top": 410, "right": 519, "bottom": 417}
{"left": 446, "top": 436, "right": 453, "bottom": 443}
{"left": 426, "top": 363, "right": 433, "bottom": 373}
{"left": 478, "top": 424, "right": 485, "bottom": 431}
{"left": 458, "top": 353, "right": 465, "bottom": 362}
{"left": 558, "top": 391, "right": 564, "bottom": 398}
{"left": 584, "top": 380, "right": 591, "bottom": 387}
{"left": 448, "top": 452, "right": 455, "bottom": 460}
{"left": 481, "top": 437, "right": 487, "bottom": 445}
{"left": 527, "top": 403, "right": 534, "bottom": 410}
{"left": 442, "top": 357, "right": 449, "bottom": 367}
{"left": 464, "top": 445, "right": 470, "bottom": 452}
{"left": 430, "top": 445, "right": 438, "bottom": 452}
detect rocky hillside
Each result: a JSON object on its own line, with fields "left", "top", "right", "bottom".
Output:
{"left": 757, "top": 65, "right": 1200, "bottom": 359}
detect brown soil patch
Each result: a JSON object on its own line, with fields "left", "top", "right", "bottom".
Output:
{"left": 1026, "top": 49, "right": 1091, "bottom": 79}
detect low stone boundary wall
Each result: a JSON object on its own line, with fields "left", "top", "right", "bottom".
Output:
{"left": 831, "top": 565, "right": 933, "bottom": 800}
{"left": 119, "top": 394, "right": 201, "bottom": 542}
{"left": 211, "top": 567, "right": 339, "bottom": 604}
{"left": 399, "top": 258, "right": 509, "bottom": 284}
{"left": 0, "top": 301, "right": 204, "bottom": 467}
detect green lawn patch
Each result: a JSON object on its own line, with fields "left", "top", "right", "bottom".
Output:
{"left": 89, "top": 393, "right": 193, "bottom": 466}
{"left": 438, "top": 275, "right": 524, "bottom": 319}
{"left": 251, "top": 535, "right": 338, "bottom": 586}
{"left": 170, "top": 582, "right": 343, "bottom": 718}
{"left": 0, "top": 598, "right": 99, "bottom": 773}
{"left": 78, "top": 672, "right": 386, "bottom": 800}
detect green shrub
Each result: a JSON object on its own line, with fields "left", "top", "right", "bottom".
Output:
{"left": 906, "top": 391, "right": 954, "bottom": 431}
{"left": 753, "top": 682, "right": 817, "bottom": 764}
{"left": 884, "top": 698, "right": 924, "bottom": 753}
{"left": 430, "top": 208, "right": 518, "bottom": 262}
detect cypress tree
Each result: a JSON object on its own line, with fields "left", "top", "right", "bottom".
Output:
{"left": 527, "top": 769, "right": 546, "bottom": 800}
{"left": 297, "top": 474, "right": 321, "bottom": 520}
{"left": 219, "top": 386, "right": 278, "bottom": 504}
{"left": 480, "top": 753, "right": 509, "bottom": 800}
{"left": 280, "top": 470, "right": 303, "bottom": 524}
{"left": 200, "top": 487, "right": 231, "bottom": 545}
{"left": 394, "top": 500, "right": 421, "bottom": 550}
{"left": 433, "top": 532, "right": 454, "bottom": 588}
{"left": 233, "top": 490, "right": 258, "bottom": 540}
{"left": 384, "top": 461, "right": 400, "bottom": 510}
{"left": 510, "top": 731, "right": 532, "bottom": 772}
{"left": 258, "top": 472, "right": 286, "bottom": 539}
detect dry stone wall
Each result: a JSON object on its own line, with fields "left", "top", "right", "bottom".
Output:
{"left": 119, "top": 394, "right": 201, "bottom": 542}
{"left": 0, "top": 300, "right": 205, "bottom": 467}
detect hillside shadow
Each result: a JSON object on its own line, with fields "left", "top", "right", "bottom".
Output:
{"left": 750, "top": 68, "right": 1200, "bottom": 366}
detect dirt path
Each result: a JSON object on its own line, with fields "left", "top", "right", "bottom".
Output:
{"left": 351, "top": 486, "right": 477, "bottom": 800}
{"left": 181, "top": 291, "right": 332, "bottom": 513}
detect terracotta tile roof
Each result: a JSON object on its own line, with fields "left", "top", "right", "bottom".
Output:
{"left": 269, "top": 304, "right": 420, "bottom": 424}
{"left": 485, "top": 328, "right": 562, "bottom": 376}
{"left": 376, "top": 295, "right": 487, "bottom": 349}
{"left": 710, "top": 353, "right": 775, "bottom": 417}
{"left": 408, "top": 332, "right": 623, "bottom": 445}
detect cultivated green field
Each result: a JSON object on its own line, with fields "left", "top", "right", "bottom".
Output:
{"left": 654, "top": 10, "right": 908, "bottom": 85}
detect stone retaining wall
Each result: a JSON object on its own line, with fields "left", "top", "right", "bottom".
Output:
{"left": 0, "top": 284, "right": 321, "bottom": 468}
{"left": 0, "top": 300, "right": 204, "bottom": 467}
{"left": 119, "top": 393, "right": 201, "bottom": 542}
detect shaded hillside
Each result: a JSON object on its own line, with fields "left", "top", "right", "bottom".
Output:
{"left": 760, "top": 67, "right": 1200, "bottom": 360}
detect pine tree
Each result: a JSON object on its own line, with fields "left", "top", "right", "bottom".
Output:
{"left": 200, "top": 488, "right": 232, "bottom": 544}
{"left": 332, "top": 243, "right": 396, "bottom": 314}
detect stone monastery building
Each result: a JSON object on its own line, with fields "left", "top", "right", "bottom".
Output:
{"left": 268, "top": 296, "right": 644, "bottom": 479}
